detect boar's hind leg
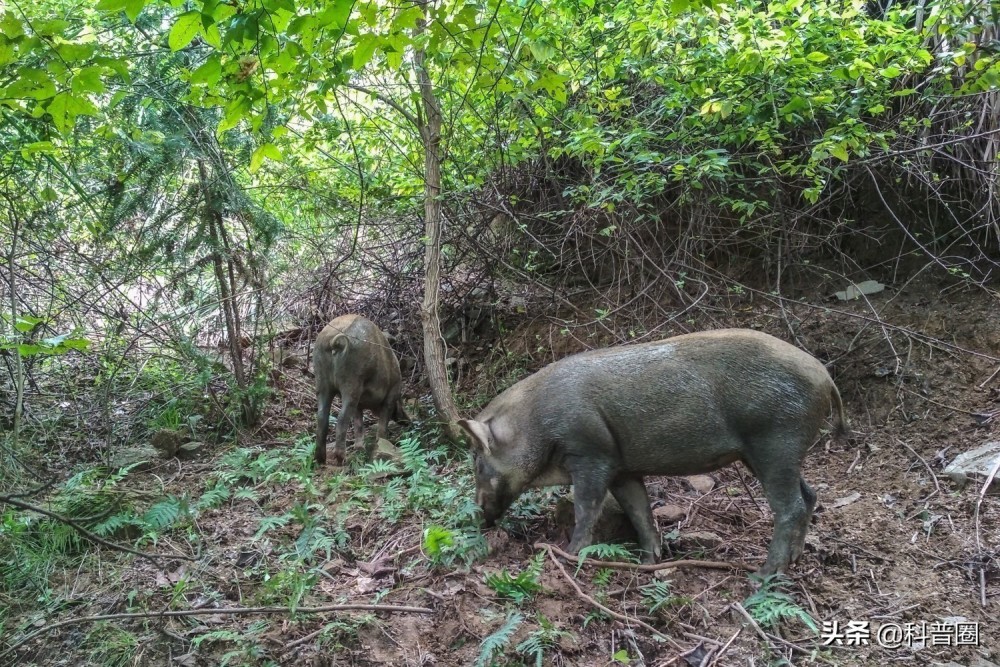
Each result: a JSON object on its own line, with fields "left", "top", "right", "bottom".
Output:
{"left": 610, "top": 476, "right": 661, "bottom": 564}
{"left": 566, "top": 466, "right": 615, "bottom": 556}
{"left": 316, "top": 389, "right": 333, "bottom": 465}
{"left": 745, "top": 447, "right": 810, "bottom": 576}
{"left": 332, "top": 397, "right": 357, "bottom": 466}
{"left": 791, "top": 479, "right": 817, "bottom": 562}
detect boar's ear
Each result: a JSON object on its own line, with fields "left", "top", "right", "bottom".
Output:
{"left": 457, "top": 419, "right": 492, "bottom": 456}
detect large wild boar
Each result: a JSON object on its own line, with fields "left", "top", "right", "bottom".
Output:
{"left": 314, "top": 314, "right": 409, "bottom": 466}
{"left": 458, "top": 329, "right": 848, "bottom": 575}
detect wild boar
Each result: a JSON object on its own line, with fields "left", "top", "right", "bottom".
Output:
{"left": 314, "top": 314, "right": 409, "bottom": 466}
{"left": 458, "top": 329, "right": 848, "bottom": 575}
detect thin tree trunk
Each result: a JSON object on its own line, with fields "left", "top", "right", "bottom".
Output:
{"left": 198, "top": 160, "right": 256, "bottom": 425}
{"left": 6, "top": 209, "right": 24, "bottom": 444}
{"left": 415, "top": 5, "right": 461, "bottom": 441}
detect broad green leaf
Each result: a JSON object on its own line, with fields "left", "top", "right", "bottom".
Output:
{"left": 806, "top": 51, "right": 829, "bottom": 63}
{"left": 124, "top": 0, "right": 146, "bottom": 22}
{"left": 34, "top": 19, "right": 70, "bottom": 36}
{"left": 46, "top": 92, "right": 99, "bottom": 133}
{"left": 879, "top": 66, "right": 900, "bottom": 78}
{"left": 55, "top": 42, "right": 97, "bottom": 62}
{"left": 352, "top": 33, "right": 379, "bottom": 70}
{"left": 96, "top": 0, "right": 129, "bottom": 10}
{"left": 191, "top": 55, "right": 222, "bottom": 85}
{"left": 202, "top": 21, "right": 222, "bottom": 48}
{"left": 1, "top": 11, "right": 25, "bottom": 38}
{"left": 249, "top": 143, "right": 283, "bottom": 173}
{"left": 14, "top": 315, "right": 44, "bottom": 333}
{"left": 317, "top": 0, "right": 354, "bottom": 29}
{"left": 530, "top": 40, "right": 555, "bottom": 63}
{"left": 829, "top": 144, "right": 849, "bottom": 162}
{"left": 40, "top": 186, "right": 58, "bottom": 202}
{"left": 217, "top": 95, "right": 251, "bottom": 135}
{"left": 168, "top": 11, "right": 202, "bottom": 51}
{"left": 72, "top": 66, "right": 106, "bottom": 95}
{"left": 6, "top": 68, "right": 57, "bottom": 100}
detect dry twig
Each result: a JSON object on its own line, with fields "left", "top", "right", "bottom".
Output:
{"left": 540, "top": 544, "right": 685, "bottom": 651}
{"left": 533, "top": 542, "right": 747, "bottom": 572}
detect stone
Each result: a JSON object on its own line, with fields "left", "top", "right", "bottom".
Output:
{"left": 944, "top": 441, "right": 1000, "bottom": 493}
{"left": 177, "top": 441, "right": 205, "bottom": 459}
{"left": 653, "top": 504, "right": 686, "bottom": 523}
{"left": 685, "top": 475, "right": 715, "bottom": 494}
{"left": 678, "top": 531, "right": 725, "bottom": 550}
{"left": 373, "top": 438, "right": 403, "bottom": 463}
{"left": 109, "top": 445, "right": 159, "bottom": 472}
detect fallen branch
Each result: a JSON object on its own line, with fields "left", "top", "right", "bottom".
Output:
{"left": 0, "top": 495, "right": 195, "bottom": 564}
{"left": 540, "top": 544, "right": 685, "bottom": 651}
{"left": 534, "top": 542, "right": 748, "bottom": 572}
{"left": 0, "top": 603, "right": 435, "bottom": 661}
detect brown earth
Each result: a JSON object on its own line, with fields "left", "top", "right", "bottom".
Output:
{"left": 7, "top": 273, "right": 1000, "bottom": 667}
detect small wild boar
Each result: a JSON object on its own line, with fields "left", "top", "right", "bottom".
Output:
{"left": 314, "top": 314, "right": 409, "bottom": 466}
{"left": 458, "top": 329, "right": 848, "bottom": 575}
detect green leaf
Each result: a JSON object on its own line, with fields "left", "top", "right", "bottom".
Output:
{"left": 249, "top": 142, "right": 283, "bottom": 172}
{"left": 352, "top": 33, "right": 379, "bottom": 70}
{"left": 6, "top": 68, "right": 57, "bottom": 100}
{"left": 124, "top": 0, "right": 146, "bottom": 22}
{"left": 829, "top": 144, "right": 849, "bottom": 162}
{"left": 191, "top": 55, "right": 222, "bottom": 85}
{"left": 1, "top": 11, "right": 25, "bottom": 38}
{"left": 40, "top": 186, "right": 58, "bottom": 202}
{"left": 879, "top": 65, "right": 901, "bottom": 78}
{"left": 168, "top": 11, "right": 202, "bottom": 51}
{"left": 317, "top": 0, "right": 353, "bottom": 30}
{"left": 806, "top": 51, "right": 829, "bottom": 63}
{"left": 55, "top": 42, "right": 97, "bottom": 62}
{"left": 72, "top": 66, "right": 106, "bottom": 95}
{"left": 96, "top": 0, "right": 129, "bottom": 10}
{"left": 46, "top": 92, "right": 99, "bottom": 133}
{"left": 14, "top": 315, "right": 44, "bottom": 333}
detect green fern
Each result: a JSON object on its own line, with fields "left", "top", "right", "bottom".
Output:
{"left": 575, "top": 543, "right": 638, "bottom": 575}
{"left": 640, "top": 580, "right": 689, "bottom": 614}
{"left": 475, "top": 612, "right": 524, "bottom": 667}
{"left": 142, "top": 497, "right": 184, "bottom": 530}
{"left": 744, "top": 574, "right": 819, "bottom": 633}
{"left": 485, "top": 552, "right": 545, "bottom": 603}
{"left": 517, "top": 614, "right": 573, "bottom": 667}
{"left": 254, "top": 513, "right": 292, "bottom": 540}
{"left": 197, "top": 485, "right": 231, "bottom": 510}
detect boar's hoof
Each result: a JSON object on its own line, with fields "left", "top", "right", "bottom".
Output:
{"left": 330, "top": 449, "right": 346, "bottom": 467}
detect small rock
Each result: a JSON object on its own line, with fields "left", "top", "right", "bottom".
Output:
{"left": 829, "top": 491, "right": 861, "bottom": 509}
{"left": 686, "top": 475, "right": 715, "bottom": 494}
{"left": 679, "top": 531, "right": 724, "bottom": 550}
{"left": 373, "top": 438, "right": 403, "bottom": 463}
{"left": 944, "top": 441, "right": 1000, "bottom": 493}
{"left": 177, "top": 441, "right": 204, "bottom": 459}
{"left": 653, "top": 504, "right": 686, "bottom": 523}
{"left": 109, "top": 445, "right": 159, "bottom": 472}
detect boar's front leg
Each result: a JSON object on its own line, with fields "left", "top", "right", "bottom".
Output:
{"left": 610, "top": 475, "right": 661, "bottom": 564}
{"left": 566, "top": 465, "right": 615, "bottom": 556}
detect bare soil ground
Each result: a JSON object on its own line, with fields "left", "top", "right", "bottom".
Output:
{"left": 6, "top": 274, "right": 1000, "bottom": 667}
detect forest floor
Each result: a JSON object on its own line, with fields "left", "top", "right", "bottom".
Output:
{"left": 5, "top": 272, "right": 1000, "bottom": 667}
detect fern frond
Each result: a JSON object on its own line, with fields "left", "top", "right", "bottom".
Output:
{"left": 475, "top": 612, "right": 524, "bottom": 667}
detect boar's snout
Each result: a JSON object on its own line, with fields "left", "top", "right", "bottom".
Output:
{"left": 473, "top": 454, "right": 514, "bottom": 528}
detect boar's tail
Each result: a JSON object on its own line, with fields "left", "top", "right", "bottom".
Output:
{"left": 830, "top": 382, "right": 850, "bottom": 441}
{"left": 327, "top": 332, "right": 350, "bottom": 354}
